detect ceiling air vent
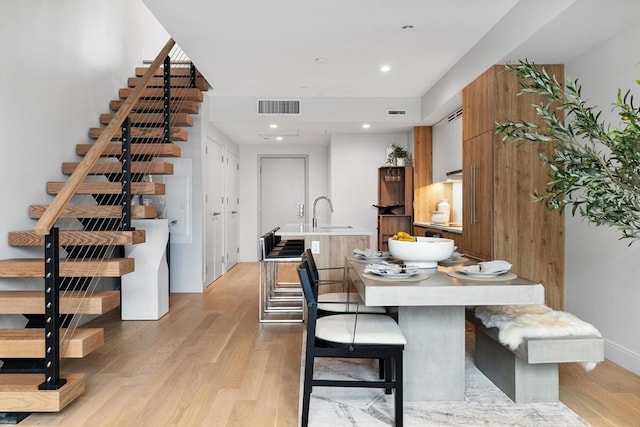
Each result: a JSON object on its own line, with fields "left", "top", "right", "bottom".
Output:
{"left": 447, "top": 107, "right": 463, "bottom": 122}
{"left": 388, "top": 110, "right": 406, "bottom": 115}
{"left": 257, "top": 100, "right": 301, "bottom": 115}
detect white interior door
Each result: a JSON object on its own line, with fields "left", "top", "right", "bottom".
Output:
{"left": 205, "top": 137, "right": 224, "bottom": 285}
{"left": 259, "top": 156, "right": 307, "bottom": 235}
{"left": 225, "top": 150, "right": 239, "bottom": 270}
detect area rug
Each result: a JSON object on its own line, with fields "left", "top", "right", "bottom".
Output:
{"left": 302, "top": 338, "right": 589, "bottom": 426}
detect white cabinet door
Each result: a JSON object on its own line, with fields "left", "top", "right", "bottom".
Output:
{"left": 205, "top": 137, "right": 224, "bottom": 285}
{"left": 225, "top": 150, "right": 239, "bottom": 270}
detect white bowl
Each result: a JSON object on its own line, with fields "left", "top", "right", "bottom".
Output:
{"left": 388, "top": 236, "right": 455, "bottom": 268}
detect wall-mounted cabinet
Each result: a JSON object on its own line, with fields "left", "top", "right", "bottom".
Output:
{"left": 376, "top": 166, "right": 413, "bottom": 251}
{"left": 413, "top": 126, "right": 456, "bottom": 226}
{"left": 461, "top": 64, "right": 565, "bottom": 309}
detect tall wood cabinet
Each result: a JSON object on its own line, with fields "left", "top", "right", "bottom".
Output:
{"left": 377, "top": 166, "right": 413, "bottom": 251}
{"left": 461, "top": 64, "right": 565, "bottom": 309}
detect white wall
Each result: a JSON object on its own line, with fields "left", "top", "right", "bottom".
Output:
{"left": 0, "top": 1, "right": 168, "bottom": 324}
{"left": 238, "top": 144, "right": 330, "bottom": 262}
{"left": 564, "top": 23, "right": 640, "bottom": 374}
{"left": 164, "top": 113, "right": 204, "bottom": 293}
{"left": 330, "top": 133, "right": 411, "bottom": 250}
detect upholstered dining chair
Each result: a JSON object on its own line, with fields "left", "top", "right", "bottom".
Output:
{"left": 297, "top": 262, "right": 406, "bottom": 427}
{"left": 302, "top": 249, "right": 386, "bottom": 315}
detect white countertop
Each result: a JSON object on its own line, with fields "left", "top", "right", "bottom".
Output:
{"left": 414, "top": 222, "right": 463, "bottom": 234}
{"left": 277, "top": 223, "right": 373, "bottom": 236}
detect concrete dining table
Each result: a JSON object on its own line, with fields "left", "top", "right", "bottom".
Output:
{"left": 344, "top": 257, "right": 545, "bottom": 401}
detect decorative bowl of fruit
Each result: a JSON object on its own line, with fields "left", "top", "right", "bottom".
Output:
{"left": 388, "top": 232, "right": 455, "bottom": 268}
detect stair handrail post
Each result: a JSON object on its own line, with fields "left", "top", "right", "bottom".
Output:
{"left": 163, "top": 56, "right": 171, "bottom": 144}
{"left": 189, "top": 62, "right": 197, "bottom": 88}
{"left": 120, "top": 117, "right": 133, "bottom": 231}
{"left": 39, "top": 227, "right": 67, "bottom": 390}
{"left": 33, "top": 38, "right": 176, "bottom": 236}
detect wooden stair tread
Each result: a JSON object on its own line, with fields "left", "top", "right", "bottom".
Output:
{"left": 62, "top": 161, "right": 173, "bottom": 175}
{"left": 30, "top": 204, "right": 157, "bottom": 219}
{"left": 0, "top": 328, "right": 104, "bottom": 358}
{"left": 0, "top": 258, "right": 134, "bottom": 278}
{"left": 110, "top": 99, "right": 200, "bottom": 114}
{"left": 100, "top": 112, "right": 193, "bottom": 127}
{"left": 88, "top": 127, "right": 188, "bottom": 141}
{"left": 119, "top": 87, "right": 204, "bottom": 102}
{"left": 47, "top": 182, "right": 165, "bottom": 196}
{"left": 0, "top": 291, "right": 120, "bottom": 315}
{"left": 128, "top": 75, "right": 209, "bottom": 91}
{"left": 9, "top": 229, "right": 145, "bottom": 246}
{"left": 76, "top": 142, "right": 181, "bottom": 157}
{"left": 0, "top": 373, "right": 85, "bottom": 412}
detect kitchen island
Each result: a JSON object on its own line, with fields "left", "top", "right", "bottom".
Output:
{"left": 277, "top": 223, "right": 372, "bottom": 283}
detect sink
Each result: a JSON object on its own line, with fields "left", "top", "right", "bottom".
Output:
{"left": 319, "top": 225, "right": 353, "bottom": 229}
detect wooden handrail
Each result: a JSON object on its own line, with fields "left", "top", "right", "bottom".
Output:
{"left": 34, "top": 38, "right": 176, "bottom": 235}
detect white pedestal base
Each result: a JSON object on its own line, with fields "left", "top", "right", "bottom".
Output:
{"left": 121, "top": 219, "right": 169, "bottom": 320}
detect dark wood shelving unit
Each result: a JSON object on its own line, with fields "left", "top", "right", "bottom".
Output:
{"left": 376, "top": 166, "right": 413, "bottom": 251}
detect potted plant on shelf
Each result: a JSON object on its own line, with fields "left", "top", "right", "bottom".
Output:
{"left": 496, "top": 59, "right": 639, "bottom": 243}
{"left": 387, "top": 143, "right": 412, "bottom": 166}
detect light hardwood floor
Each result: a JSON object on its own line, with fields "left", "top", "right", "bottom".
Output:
{"left": 19, "top": 262, "right": 640, "bottom": 426}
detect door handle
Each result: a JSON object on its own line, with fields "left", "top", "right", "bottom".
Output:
{"left": 471, "top": 165, "right": 478, "bottom": 224}
{"left": 231, "top": 210, "right": 238, "bottom": 214}
{"left": 212, "top": 212, "right": 221, "bottom": 216}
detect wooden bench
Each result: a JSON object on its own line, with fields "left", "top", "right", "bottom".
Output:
{"left": 468, "top": 306, "right": 604, "bottom": 403}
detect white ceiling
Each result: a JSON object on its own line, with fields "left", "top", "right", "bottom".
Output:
{"left": 143, "top": 0, "right": 640, "bottom": 145}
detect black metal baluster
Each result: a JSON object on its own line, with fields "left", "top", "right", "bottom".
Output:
{"left": 121, "top": 117, "right": 132, "bottom": 231}
{"left": 163, "top": 56, "right": 171, "bottom": 143}
{"left": 39, "top": 227, "right": 66, "bottom": 390}
{"left": 189, "top": 62, "right": 196, "bottom": 88}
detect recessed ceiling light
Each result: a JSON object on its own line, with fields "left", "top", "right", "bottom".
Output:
{"left": 269, "top": 124, "right": 278, "bottom": 129}
{"left": 362, "top": 123, "right": 370, "bottom": 129}
{"left": 380, "top": 65, "right": 391, "bottom": 73}
{"left": 314, "top": 57, "right": 328, "bottom": 64}
{"left": 401, "top": 25, "right": 414, "bottom": 30}
{"left": 276, "top": 136, "right": 283, "bottom": 141}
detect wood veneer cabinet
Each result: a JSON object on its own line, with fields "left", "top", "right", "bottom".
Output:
{"left": 377, "top": 166, "right": 413, "bottom": 251}
{"left": 462, "top": 131, "right": 493, "bottom": 260}
{"left": 461, "top": 64, "right": 565, "bottom": 309}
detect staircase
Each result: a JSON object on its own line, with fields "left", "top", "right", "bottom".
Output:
{"left": 0, "top": 39, "right": 207, "bottom": 419}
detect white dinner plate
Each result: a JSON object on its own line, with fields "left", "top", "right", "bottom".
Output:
{"left": 353, "top": 252, "right": 391, "bottom": 261}
{"left": 456, "top": 265, "right": 510, "bottom": 277}
{"left": 365, "top": 265, "right": 419, "bottom": 278}
{"left": 363, "top": 271, "right": 429, "bottom": 282}
{"left": 368, "top": 270, "right": 418, "bottom": 279}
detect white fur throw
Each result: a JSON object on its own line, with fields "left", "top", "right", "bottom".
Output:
{"left": 474, "top": 305, "right": 602, "bottom": 371}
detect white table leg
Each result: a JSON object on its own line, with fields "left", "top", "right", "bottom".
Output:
{"left": 398, "top": 305, "right": 466, "bottom": 400}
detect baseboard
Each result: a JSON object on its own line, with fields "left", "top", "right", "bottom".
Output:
{"left": 604, "top": 339, "right": 640, "bottom": 375}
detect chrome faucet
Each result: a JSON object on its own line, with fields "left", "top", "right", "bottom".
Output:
{"left": 312, "top": 196, "right": 334, "bottom": 229}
